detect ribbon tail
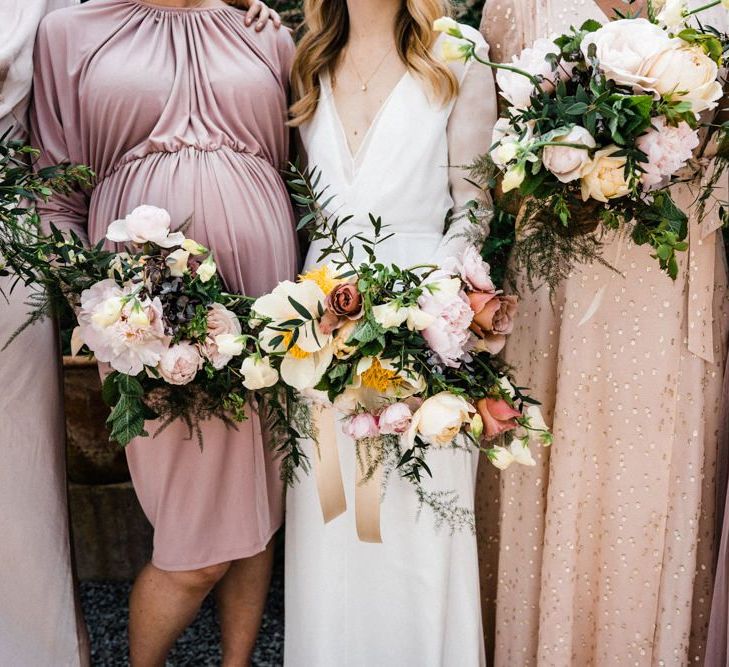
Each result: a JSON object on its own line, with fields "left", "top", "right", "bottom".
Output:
{"left": 312, "top": 405, "right": 347, "bottom": 524}
{"left": 354, "top": 439, "right": 383, "bottom": 543}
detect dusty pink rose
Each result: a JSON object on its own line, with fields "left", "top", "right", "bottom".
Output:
{"left": 419, "top": 279, "right": 474, "bottom": 368}
{"left": 477, "top": 397, "right": 521, "bottom": 440}
{"left": 459, "top": 246, "right": 495, "bottom": 292}
{"left": 378, "top": 402, "right": 413, "bottom": 435}
{"left": 77, "top": 279, "right": 169, "bottom": 375}
{"left": 326, "top": 283, "right": 363, "bottom": 319}
{"left": 157, "top": 342, "right": 202, "bottom": 385}
{"left": 344, "top": 413, "right": 380, "bottom": 440}
{"left": 202, "top": 303, "right": 242, "bottom": 369}
{"left": 636, "top": 116, "right": 700, "bottom": 188}
{"left": 469, "top": 292, "right": 518, "bottom": 336}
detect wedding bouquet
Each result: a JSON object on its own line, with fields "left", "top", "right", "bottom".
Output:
{"left": 0, "top": 203, "right": 303, "bottom": 478}
{"left": 253, "top": 167, "right": 552, "bottom": 495}
{"left": 435, "top": 5, "right": 729, "bottom": 290}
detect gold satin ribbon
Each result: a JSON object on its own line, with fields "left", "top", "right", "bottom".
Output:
{"left": 311, "top": 405, "right": 384, "bottom": 543}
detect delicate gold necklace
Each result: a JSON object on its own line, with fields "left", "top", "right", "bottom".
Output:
{"left": 346, "top": 45, "right": 394, "bottom": 92}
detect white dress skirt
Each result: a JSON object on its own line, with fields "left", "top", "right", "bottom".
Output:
{"left": 284, "top": 26, "right": 497, "bottom": 666}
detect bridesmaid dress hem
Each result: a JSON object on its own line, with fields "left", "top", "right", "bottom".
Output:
{"left": 150, "top": 521, "right": 282, "bottom": 572}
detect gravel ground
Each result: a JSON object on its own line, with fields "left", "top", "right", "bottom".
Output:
{"left": 80, "top": 555, "right": 284, "bottom": 666}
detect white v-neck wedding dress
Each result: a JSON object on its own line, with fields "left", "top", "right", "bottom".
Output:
{"left": 284, "top": 26, "right": 497, "bottom": 666}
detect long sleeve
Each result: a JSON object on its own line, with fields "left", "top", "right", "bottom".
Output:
{"left": 29, "top": 14, "right": 89, "bottom": 243}
{"left": 437, "top": 26, "right": 497, "bottom": 261}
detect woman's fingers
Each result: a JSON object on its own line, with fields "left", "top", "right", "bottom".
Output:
{"left": 243, "top": 1, "right": 282, "bottom": 31}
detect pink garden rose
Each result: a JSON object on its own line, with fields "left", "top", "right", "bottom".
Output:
{"left": 419, "top": 278, "right": 474, "bottom": 368}
{"left": 378, "top": 402, "right": 413, "bottom": 435}
{"left": 636, "top": 116, "right": 700, "bottom": 188}
{"left": 477, "top": 397, "right": 522, "bottom": 440}
{"left": 202, "top": 303, "right": 242, "bottom": 369}
{"left": 77, "top": 279, "right": 169, "bottom": 375}
{"left": 542, "top": 126, "right": 596, "bottom": 183}
{"left": 344, "top": 413, "right": 380, "bottom": 440}
{"left": 459, "top": 246, "right": 495, "bottom": 292}
{"left": 157, "top": 342, "right": 203, "bottom": 385}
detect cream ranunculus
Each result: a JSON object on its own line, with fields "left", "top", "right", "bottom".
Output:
{"left": 542, "top": 126, "right": 596, "bottom": 183}
{"left": 406, "top": 392, "right": 475, "bottom": 448}
{"left": 240, "top": 355, "right": 279, "bottom": 390}
{"left": 580, "top": 19, "right": 674, "bottom": 90}
{"left": 580, "top": 147, "right": 632, "bottom": 202}
{"left": 643, "top": 45, "right": 723, "bottom": 116}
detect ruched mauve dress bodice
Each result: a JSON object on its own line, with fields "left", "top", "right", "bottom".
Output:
{"left": 31, "top": 0, "right": 298, "bottom": 569}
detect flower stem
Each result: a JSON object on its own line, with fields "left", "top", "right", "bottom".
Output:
{"left": 685, "top": 0, "right": 721, "bottom": 16}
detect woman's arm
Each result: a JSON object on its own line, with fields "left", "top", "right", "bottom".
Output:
{"left": 29, "top": 18, "right": 89, "bottom": 243}
{"left": 437, "top": 29, "right": 498, "bottom": 261}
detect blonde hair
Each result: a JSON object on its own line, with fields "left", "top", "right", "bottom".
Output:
{"left": 290, "top": 0, "right": 458, "bottom": 126}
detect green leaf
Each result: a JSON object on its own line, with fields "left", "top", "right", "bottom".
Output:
{"left": 287, "top": 296, "right": 313, "bottom": 320}
{"left": 101, "top": 372, "right": 121, "bottom": 406}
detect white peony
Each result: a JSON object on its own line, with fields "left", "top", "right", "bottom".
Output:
{"left": 240, "top": 356, "right": 279, "bottom": 390}
{"left": 542, "top": 126, "right": 596, "bottom": 183}
{"left": 106, "top": 205, "right": 185, "bottom": 248}
{"left": 580, "top": 19, "right": 674, "bottom": 90}
{"left": 406, "top": 392, "right": 475, "bottom": 447}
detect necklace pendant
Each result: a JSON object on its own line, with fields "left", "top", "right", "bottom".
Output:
{"left": 361, "top": 84, "right": 367, "bottom": 92}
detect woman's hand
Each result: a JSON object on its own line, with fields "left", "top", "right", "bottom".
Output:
{"left": 225, "top": 0, "right": 282, "bottom": 31}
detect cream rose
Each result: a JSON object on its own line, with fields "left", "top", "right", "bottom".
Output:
{"left": 542, "top": 126, "right": 596, "bottom": 183}
{"left": 580, "top": 147, "right": 632, "bottom": 202}
{"left": 406, "top": 392, "right": 475, "bottom": 447}
{"left": 643, "top": 45, "right": 723, "bottom": 116}
{"left": 580, "top": 19, "right": 674, "bottom": 90}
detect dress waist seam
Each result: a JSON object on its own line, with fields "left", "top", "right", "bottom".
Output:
{"left": 94, "top": 145, "right": 275, "bottom": 187}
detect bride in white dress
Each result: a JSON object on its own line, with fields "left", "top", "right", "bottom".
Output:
{"left": 284, "top": 1, "right": 497, "bottom": 664}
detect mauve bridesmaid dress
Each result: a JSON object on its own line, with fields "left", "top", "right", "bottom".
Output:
{"left": 31, "top": 0, "right": 298, "bottom": 570}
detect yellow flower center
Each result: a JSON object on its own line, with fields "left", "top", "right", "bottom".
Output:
{"left": 282, "top": 331, "right": 310, "bottom": 359}
{"left": 299, "top": 265, "right": 341, "bottom": 296}
{"left": 361, "top": 358, "right": 398, "bottom": 393}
